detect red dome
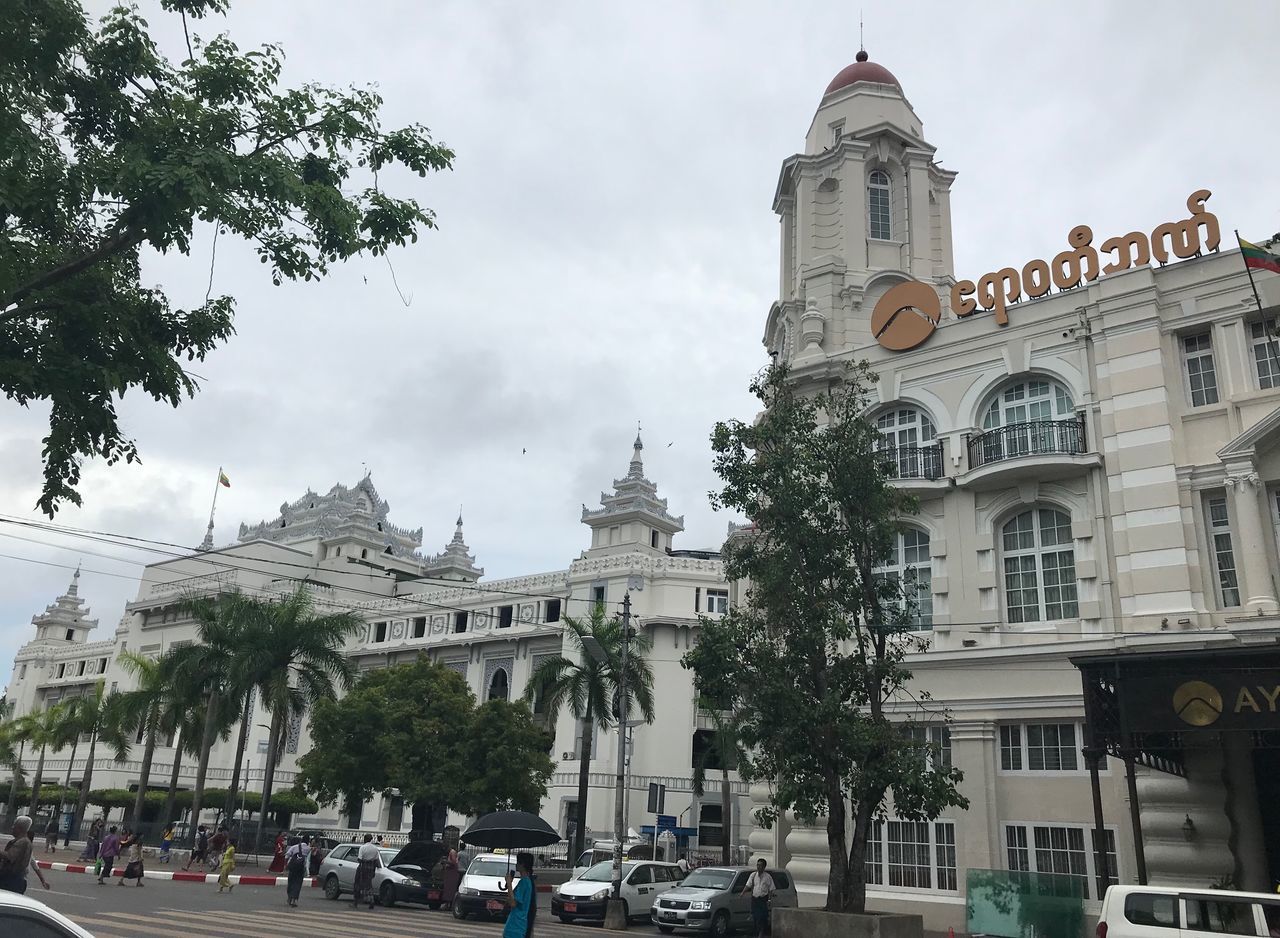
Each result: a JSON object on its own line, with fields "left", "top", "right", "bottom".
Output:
{"left": 824, "top": 50, "right": 900, "bottom": 96}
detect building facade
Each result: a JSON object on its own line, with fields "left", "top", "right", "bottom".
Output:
{"left": 746, "top": 50, "right": 1280, "bottom": 929}
{"left": 4, "top": 438, "right": 745, "bottom": 855}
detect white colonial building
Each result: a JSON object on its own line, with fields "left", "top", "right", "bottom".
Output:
{"left": 745, "top": 48, "right": 1280, "bottom": 930}
{"left": 4, "top": 436, "right": 743, "bottom": 854}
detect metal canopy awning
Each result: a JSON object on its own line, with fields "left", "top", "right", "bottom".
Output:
{"left": 1070, "top": 641, "right": 1280, "bottom": 895}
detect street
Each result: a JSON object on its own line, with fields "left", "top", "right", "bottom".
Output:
{"left": 33, "top": 867, "right": 657, "bottom": 938}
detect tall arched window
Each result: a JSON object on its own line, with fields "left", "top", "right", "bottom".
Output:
{"left": 487, "top": 668, "right": 509, "bottom": 701}
{"left": 868, "top": 170, "right": 892, "bottom": 240}
{"left": 876, "top": 407, "right": 938, "bottom": 479}
{"left": 977, "top": 378, "right": 1078, "bottom": 463}
{"left": 875, "top": 528, "right": 933, "bottom": 629}
{"left": 1001, "top": 508, "right": 1078, "bottom": 623}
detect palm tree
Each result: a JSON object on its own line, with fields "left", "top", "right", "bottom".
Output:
{"left": 60, "top": 680, "right": 116, "bottom": 840}
{"left": 107, "top": 652, "right": 189, "bottom": 830}
{"left": 170, "top": 590, "right": 259, "bottom": 846}
{"left": 248, "top": 587, "right": 360, "bottom": 856}
{"left": 524, "top": 606, "right": 656, "bottom": 861}
{"left": 0, "top": 700, "right": 25, "bottom": 823}
{"left": 692, "top": 706, "right": 746, "bottom": 865}
{"left": 12, "top": 702, "right": 72, "bottom": 817}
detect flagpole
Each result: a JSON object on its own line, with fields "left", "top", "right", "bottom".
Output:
{"left": 200, "top": 467, "right": 222, "bottom": 551}
{"left": 1236, "top": 230, "right": 1266, "bottom": 311}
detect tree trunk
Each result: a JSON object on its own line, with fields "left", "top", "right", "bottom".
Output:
{"left": 31, "top": 742, "right": 47, "bottom": 815}
{"left": 70, "top": 730, "right": 96, "bottom": 844}
{"left": 59, "top": 735, "right": 80, "bottom": 841}
{"left": 843, "top": 799, "right": 874, "bottom": 915}
{"left": 720, "top": 767, "right": 731, "bottom": 865}
{"left": 224, "top": 692, "right": 252, "bottom": 820}
{"left": 188, "top": 690, "right": 221, "bottom": 847}
{"left": 574, "top": 704, "right": 593, "bottom": 861}
{"left": 6, "top": 741, "right": 24, "bottom": 824}
{"left": 128, "top": 723, "right": 157, "bottom": 835}
{"left": 161, "top": 744, "right": 183, "bottom": 833}
{"left": 253, "top": 709, "right": 284, "bottom": 860}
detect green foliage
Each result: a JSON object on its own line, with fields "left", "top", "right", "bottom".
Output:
{"left": 298, "top": 657, "right": 554, "bottom": 826}
{"left": 269, "top": 788, "right": 318, "bottom": 817}
{"left": 0, "top": 0, "right": 454, "bottom": 514}
{"left": 87, "top": 788, "right": 135, "bottom": 810}
{"left": 464, "top": 699, "right": 555, "bottom": 815}
{"left": 684, "top": 363, "right": 968, "bottom": 914}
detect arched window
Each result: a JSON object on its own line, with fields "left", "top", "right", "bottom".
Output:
{"left": 977, "top": 378, "right": 1079, "bottom": 463}
{"left": 488, "top": 668, "right": 510, "bottom": 701}
{"left": 868, "top": 170, "right": 892, "bottom": 240}
{"left": 1001, "top": 508, "right": 1078, "bottom": 623}
{"left": 876, "top": 407, "right": 938, "bottom": 479}
{"left": 875, "top": 528, "right": 933, "bottom": 629}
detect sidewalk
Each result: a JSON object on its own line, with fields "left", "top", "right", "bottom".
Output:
{"left": 35, "top": 859, "right": 310, "bottom": 888}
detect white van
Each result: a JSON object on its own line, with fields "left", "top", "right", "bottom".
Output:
{"left": 1097, "top": 884, "right": 1280, "bottom": 937}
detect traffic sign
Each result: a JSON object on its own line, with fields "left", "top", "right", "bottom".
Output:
{"left": 656, "top": 814, "right": 677, "bottom": 832}
{"left": 647, "top": 782, "right": 666, "bottom": 814}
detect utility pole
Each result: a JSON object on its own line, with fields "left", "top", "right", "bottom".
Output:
{"left": 609, "top": 592, "right": 632, "bottom": 916}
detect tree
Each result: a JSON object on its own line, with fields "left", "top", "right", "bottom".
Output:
{"left": 691, "top": 707, "right": 746, "bottom": 865}
{"left": 0, "top": 0, "right": 454, "bottom": 515}
{"left": 524, "top": 606, "right": 657, "bottom": 860}
{"left": 11, "top": 702, "right": 73, "bottom": 815}
{"left": 684, "top": 363, "right": 967, "bottom": 914}
{"left": 0, "top": 699, "right": 26, "bottom": 822}
{"left": 245, "top": 587, "right": 360, "bottom": 855}
{"left": 107, "top": 651, "right": 190, "bottom": 828}
{"left": 463, "top": 699, "right": 555, "bottom": 815}
{"left": 61, "top": 679, "right": 114, "bottom": 838}
{"left": 297, "top": 656, "right": 474, "bottom": 838}
{"left": 170, "top": 590, "right": 256, "bottom": 845}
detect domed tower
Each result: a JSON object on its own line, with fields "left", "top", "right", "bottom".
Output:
{"left": 767, "top": 50, "right": 957, "bottom": 363}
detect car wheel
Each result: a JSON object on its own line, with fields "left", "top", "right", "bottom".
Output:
{"left": 323, "top": 875, "right": 341, "bottom": 900}
{"left": 710, "top": 909, "right": 731, "bottom": 938}
{"left": 452, "top": 902, "right": 467, "bottom": 921}
{"left": 379, "top": 881, "right": 396, "bottom": 907}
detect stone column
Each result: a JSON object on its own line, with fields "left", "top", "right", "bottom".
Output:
{"left": 949, "top": 721, "right": 999, "bottom": 878}
{"left": 1226, "top": 463, "right": 1278, "bottom": 611}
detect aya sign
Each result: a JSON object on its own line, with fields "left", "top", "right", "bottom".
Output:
{"left": 871, "top": 190, "right": 1221, "bottom": 351}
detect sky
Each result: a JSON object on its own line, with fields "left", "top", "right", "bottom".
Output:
{"left": 3, "top": 0, "right": 1279, "bottom": 682}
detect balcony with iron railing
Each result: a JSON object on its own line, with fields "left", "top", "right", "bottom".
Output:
{"left": 962, "top": 415, "right": 1098, "bottom": 486}
{"left": 879, "top": 442, "right": 946, "bottom": 493}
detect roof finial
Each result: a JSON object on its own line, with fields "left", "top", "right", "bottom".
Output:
{"left": 67, "top": 563, "right": 81, "bottom": 597}
{"left": 456, "top": 506, "right": 464, "bottom": 529}
{"left": 859, "top": 9, "right": 864, "bottom": 52}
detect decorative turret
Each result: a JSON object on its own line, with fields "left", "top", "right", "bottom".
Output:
{"left": 582, "top": 430, "right": 684, "bottom": 555}
{"left": 420, "top": 513, "right": 484, "bottom": 583}
{"left": 30, "top": 566, "right": 98, "bottom": 644}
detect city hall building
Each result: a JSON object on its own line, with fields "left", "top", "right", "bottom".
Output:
{"left": 742, "top": 50, "right": 1280, "bottom": 928}
{"left": 4, "top": 46, "right": 1280, "bottom": 932}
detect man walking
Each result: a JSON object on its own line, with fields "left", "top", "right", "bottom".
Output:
{"left": 97, "top": 826, "right": 121, "bottom": 884}
{"left": 184, "top": 825, "right": 209, "bottom": 871}
{"left": 0, "top": 816, "right": 51, "bottom": 893}
{"left": 354, "top": 834, "right": 379, "bottom": 909}
{"left": 740, "top": 858, "right": 776, "bottom": 938}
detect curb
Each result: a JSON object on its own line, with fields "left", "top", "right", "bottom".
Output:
{"left": 35, "top": 860, "right": 315, "bottom": 888}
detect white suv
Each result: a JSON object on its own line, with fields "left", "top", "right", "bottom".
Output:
{"left": 1097, "top": 884, "right": 1280, "bottom": 937}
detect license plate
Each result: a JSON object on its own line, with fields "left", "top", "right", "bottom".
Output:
{"left": 486, "top": 900, "right": 503, "bottom": 912}
{"left": 426, "top": 888, "right": 441, "bottom": 900}
{"left": 564, "top": 902, "right": 578, "bottom": 913}
{"left": 661, "top": 911, "right": 678, "bottom": 921}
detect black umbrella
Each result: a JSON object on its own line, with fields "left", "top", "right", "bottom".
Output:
{"left": 460, "top": 810, "right": 560, "bottom": 850}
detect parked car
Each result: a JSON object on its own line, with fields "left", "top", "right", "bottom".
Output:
{"left": 572, "top": 842, "right": 667, "bottom": 879}
{"left": 452, "top": 853, "right": 522, "bottom": 921}
{"left": 651, "top": 865, "right": 797, "bottom": 937}
{"left": 552, "top": 860, "right": 683, "bottom": 924}
{"left": 0, "top": 891, "right": 97, "bottom": 937}
{"left": 319, "top": 840, "right": 448, "bottom": 908}
{"left": 1097, "top": 884, "right": 1280, "bottom": 937}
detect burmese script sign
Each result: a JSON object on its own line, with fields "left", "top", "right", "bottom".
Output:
{"left": 870, "top": 190, "right": 1222, "bottom": 351}
{"left": 1122, "top": 668, "right": 1280, "bottom": 733}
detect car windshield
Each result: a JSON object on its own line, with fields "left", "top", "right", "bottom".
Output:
{"left": 581, "top": 861, "right": 633, "bottom": 882}
{"left": 680, "top": 869, "right": 735, "bottom": 890}
{"left": 468, "top": 858, "right": 515, "bottom": 877}
{"left": 378, "top": 849, "right": 397, "bottom": 866}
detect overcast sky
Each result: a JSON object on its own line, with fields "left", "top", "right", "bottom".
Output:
{"left": 3, "top": 0, "right": 1279, "bottom": 683}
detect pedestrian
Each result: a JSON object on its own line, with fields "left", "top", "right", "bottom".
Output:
{"left": 268, "top": 830, "right": 287, "bottom": 873}
{"left": 307, "top": 836, "right": 325, "bottom": 876}
{"left": 98, "top": 825, "right": 122, "bottom": 884}
{"left": 217, "top": 838, "right": 237, "bottom": 892}
{"left": 0, "top": 816, "right": 51, "bottom": 894}
{"left": 284, "top": 835, "right": 309, "bottom": 907}
{"left": 80, "top": 818, "right": 101, "bottom": 862}
{"left": 184, "top": 824, "right": 209, "bottom": 871}
{"left": 442, "top": 846, "right": 461, "bottom": 909}
{"left": 354, "top": 833, "right": 378, "bottom": 909}
{"left": 44, "top": 815, "right": 59, "bottom": 853}
{"left": 119, "top": 830, "right": 144, "bottom": 887}
{"left": 206, "top": 825, "right": 228, "bottom": 872}
{"left": 501, "top": 852, "right": 535, "bottom": 938}
{"left": 676, "top": 853, "right": 690, "bottom": 877}
{"left": 739, "top": 858, "right": 776, "bottom": 938}
{"left": 159, "top": 823, "right": 174, "bottom": 863}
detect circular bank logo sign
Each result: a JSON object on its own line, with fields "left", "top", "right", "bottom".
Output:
{"left": 870, "top": 282, "right": 941, "bottom": 351}
{"left": 1172, "top": 680, "right": 1224, "bottom": 727}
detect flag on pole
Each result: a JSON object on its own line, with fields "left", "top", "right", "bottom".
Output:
{"left": 1241, "top": 238, "right": 1280, "bottom": 274}
{"left": 218, "top": 470, "right": 231, "bottom": 488}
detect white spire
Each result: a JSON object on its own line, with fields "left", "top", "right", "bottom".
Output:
{"left": 67, "top": 563, "right": 81, "bottom": 597}
{"left": 198, "top": 518, "right": 215, "bottom": 552}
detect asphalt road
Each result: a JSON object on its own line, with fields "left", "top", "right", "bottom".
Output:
{"left": 33, "top": 867, "right": 657, "bottom": 938}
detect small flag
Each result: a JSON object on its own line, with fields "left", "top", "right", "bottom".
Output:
{"left": 218, "top": 470, "right": 231, "bottom": 488}
{"left": 1241, "top": 238, "right": 1280, "bottom": 275}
